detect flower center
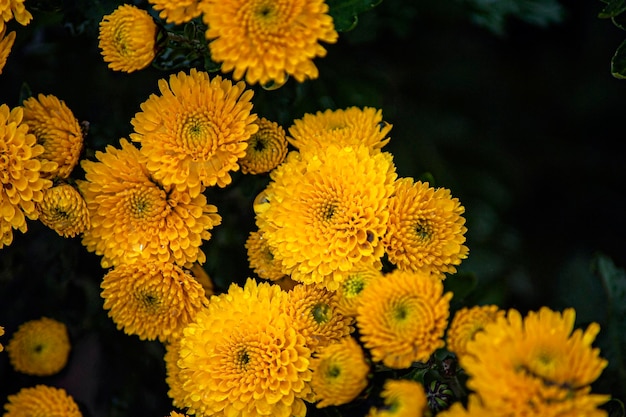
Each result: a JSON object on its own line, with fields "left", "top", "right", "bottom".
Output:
{"left": 325, "top": 364, "right": 341, "bottom": 379}
{"left": 137, "top": 290, "right": 161, "bottom": 312}
{"left": 414, "top": 220, "right": 432, "bottom": 241}
{"left": 236, "top": 348, "right": 251, "bottom": 370}
{"left": 343, "top": 276, "right": 365, "bottom": 298}
{"left": 180, "top": 114, "right": 218, "bottom": 160}
{"left": 312, "top": 302, "right": 331, "bottom": 324}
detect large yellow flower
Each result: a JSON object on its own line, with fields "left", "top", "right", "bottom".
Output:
{"left": 240, "top": 117, "right": 288, "bottom": 175}
{"left": 356, "top": 269, "right": 452, "bottom": 369}
{"left": 3, "top": 385, "right": 82, "bottom": 417}
{"left": 177, "top": 278, "right": 312, "bottom": 417}
{"left": 78, "top": 139, "right": 221, "bottom": 268}
{"left": 0, "top": 0, "right": 32, "bottom": 34}
{"left": 461, "top": 307, "right": 610, "bottom": 417}
{"left": 366, "top": 379, "right": 428, "bottom": 417}
{"left": 130, "top": 69, "right": 258, "bottom": 196}
{"left": 98, "top": 4, "right": 157, "bottom": 73}
{"left": 147, "top": 0, "right": 202, "bottom": 24}
{"left": 101, "top": 260, "right": 209, "bottom": 342}
{"left": 446, "top": 305, "right": 503, "bottom": 359}
{"left": 383, "top": 178, "right": 469, "bottom": 277}
{"left": 0, "top": 104, "right": 54, "bottom": 249}
{"left": 256, "top": 145, "right": 397, "bottom": 291}
{"left": 37, "top": 183, "right": 90, "bottom": 238}
{"left": 6, "top": 317, "right": 71, "bottom": 376}
{"left": 245, "top": 230, "right": 287, "bottom": 281}
{"left": 200, "top": 0, "right": 338, "bottom": 86}
{"left": 0, "top": 26, "right": 16, "bottom": 74}
{"left": 22, "top": 94, "right": 84, "bottom": 180}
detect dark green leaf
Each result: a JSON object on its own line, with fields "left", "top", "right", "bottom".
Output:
{"left": 326, "top": 0, "right": 383, "bottom": 32}
{"left": 611, "top": 38, "right": 626, "bottom": 79}
{"left": 599, "top": 0, "right": 626, "bottom": 18}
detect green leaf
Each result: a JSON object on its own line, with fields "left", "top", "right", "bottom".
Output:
{"left": 326, "top": 0, "right": 383, "bottom": 32}
{"left": 611, "top": 38, "right": 626, "bottom": 79}
{"left": 444, "top": 272, "right": 477, "bottom": 303}
{"left": 599, "top": 0, "right": 626, "bottom": 18}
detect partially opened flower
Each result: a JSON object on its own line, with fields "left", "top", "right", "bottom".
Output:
{"left": 131, "top": 69, "right": 258, "bottom": 196}
{"left": 3, "top": 385, "right": 82, "bottom": 417}
{"left": 357, "top": 269, "right": 452, "bottom": 369}
{"left": 101, "top": 260, "right": 209, "bottom": 342}
{"left": 147, "top": 0, "right": 201, "bottom": 24}
{"left": 37, "top": 183, "right": 90, "bottom": 238}
{"left": 446, "top": 305, "right": 503, "bottom": 359}
{"left": 0, "top": 0, "right": 32, "bottom": 34}
{"left": 98, "top": 4, "right": 157, "bottom": 73}
{"left": 78, "top": 139, "right": 221, "bottom": 268}
{"left": 383, "top": 178, "right": 468, "bottom": 277}
{"left": 240, "top": 117, "right": 288, "bottom": 175}
{"left": 366, "top": 379, "right": 428, "bottom": 417}
{"left": 22, "top": 94, "right": 84, "bottom": 180}
{"left": 6, "top": 317, "right": 71, "bottom": 376}
{"left": 334, "top": 266, "right": 383, "bottom": 317}
{"left": 245, "top": 230, "right": 287, "bottom": 281}
{"left": 0, "top": 26, "right": 16, "bottom": 74}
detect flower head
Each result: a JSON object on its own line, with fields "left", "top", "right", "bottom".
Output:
{"left": 240, "top": 117, "right": 288, "bottom": 175}
{"left": 367, "top": 379, "right": 428, "bottom": 417}
{"left": 147, "top": 0, "right": 201, "bottom": 24}
{"left": 21, "top": 94, "right": 84, "bottom": 180}
{"left": 101, "top": 260, "right": 209, "bottom": 342}
{"left": 78, "top": 139, "right": 221, "bottom": 268}
{"left": 0, "top": 0, "right": 32, "bottom": 34}
{"left": 37, "top": 184, "right": 90, "bottom": 237}
{"left": 6, "top": 317, "right": 71, "bottom": 376}
{"left": 177, "top": 278, "right": 311, "bottom": 417}
{"left": 0, "top": 26, "right": 16, "bottom": 74}
{"left": 3, "top": 385, "right": 82, "bottom": 417}
{"left": 356, "top": 269, "right": 452, "bottom": 369}
{"left": 245, "top": 230, "right": 287, "bottom": 281}
{"left": 310, "top": 337, "right": 370, "bottom": 408}
{"left": 256, "top": 145, "right": 397, "bottom": 290}
{"left": 200, "top": 0, "right": 338, "bottom": 86}
{"left": 130, "top": 69, "right": 258, "bottom": 196}
{"left": 383, "top": 178, "right": 469, "bottom": 277}
{"left": 98, "top": 4, "right": 157, "bottom": 73}
{"left": 0, "top": 105, "right": 54, "bottom": 249}
{"left": 446, "top": 305, "right": 503, "bottom": 358}
{"left": 461, "top": 307, "right": 610, "bottom": 416}
{"left": 334, "top": 266, "right": 383, "bottom": 317}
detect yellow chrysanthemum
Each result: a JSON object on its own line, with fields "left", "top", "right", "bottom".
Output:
{"left": 147, "top": 0, "right": 201, "bottom": 24}
{"left": 0, "top": 0, "right": 32, "bottom": 34}
{"left": 240, "top": 117, "right": 288, "bottom": 175}
{"left": 98, "top": 4, "right": 157, "bottom": 73}
{"left": 130, "top": 69, "right": 258, "bottom": 196}
{"left": 256, "top": 145, "right": 397, "bottom": 291}
{"left": 0, "top": 105, "right": 54, "bottom": 249}
{"left": 101, "top": 260, "right": 209, "bottom": 342}
{"left": 6, "top": 317, "right": 71, "bottom": 376}
{"left": 200, "top": 0, "right": 338, "bottom": 86}
{"left": 285, "top": 283, "right": 353, "bottom": 353}
{"left": 164, "top": 339, "right": 187, "bottom": 410}
{"left": 3, "top": 385, "right": 82, "bottom": 417}
{"left": 21, "top": 94, "right": 84, "bottom": 180}
{"left": 356, "top": 269, "right": 452, "bottom": 369}
{"left": 462, "top": 307, "right": 610, "bottom": 417}
{"left": 383, "top": 178, "right": 469, "bottom": 277}
{"left": 177, "top": 278, "right": 311, "bottom": 417}
{"left": 446, "top": 305, "right": 503, "bottom": 359}
{"left": 0, "top": 26, "right": 16, "bottom": 74}
{"left": 245, "top": 230, "right": 287, "bottom": 281}
{"left": 334, "top": 266, "right": 383, "bottom": 317}
{"left": 310, "top": 336, "right": 370, "bottom": 408}
{"left": 287, "top": 107, "right": 392, "bottom": 156}
{"left": 78, "top": 139, "right": 221, "bottom": 268}
{"left": 36, "top": 184, "right": 90, "bottom": 237}
{"left": 367, "top": 379, "right": 428, "bottom": 417}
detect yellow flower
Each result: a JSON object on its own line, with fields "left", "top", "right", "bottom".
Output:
{"left": 288, "top": 107, "right": 392, "bottom": 156}
{"left": 256, "top": 145, "right": 397, "bottom": 291}
{"left": 177, "top": 278, "right": 311, "bottom": 417}
{"left": 240, "top": 117, "right": 288, "bottom": 175}
{"left": 0, "top": 0, "right": 32, "bottom": 34}
{"left": 245, "top": 230, "right": 287, "bottom": 281}
{"left": 446, "top": 305, "right": 503, "bottom": 359}
{"left": 0, "top": 105, "right": 54, "bottom": 249}
{"left": 147, "top": 0, "right": 202, "bottom": 24}
{"left": 383, "top": 178, "right": 469, "bottom": 277}
{"left": 36, "top": 183, "right": 90, "bottom": 237}
{"left": 356, "top": 269, "right": 452, "bottom": 369}
{"left": 310, "top": 337, "right": 370, "bottom": 408}
{"left": 98, "top": 4, "right": 157, "bottom": 73}
{"left": 6, "top": 317, "right": 71, "bottom": 376}
{"left": 334, "top": 266, "right": 383, "bottom": 317}
{"left": 78, "top": 139, "right": 221, "bottom": 268}
{"left": 130, "top": 69, "right": 258, "bottom": 196}
{"left": 3, "top": 385, "right": 82, "bottom": 417}
{"left": 367, "top": 379, "right": 428, "bottom": 417}
{"left": 0, "top": 26, "right": 16, "bottom": 74}
{"left": 101, "top": 260, "right": 209, "bottom": 342}
{"left": 462, "top": 307, "right": 610, "bottom": 417}
{"left": 285, "top": 283, "right": 353, "bottom": 353}
{"left": 200, "top": 0, "right": 338, "bottom": 86}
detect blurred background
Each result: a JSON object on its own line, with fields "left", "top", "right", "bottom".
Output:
{"left": 1, "top": 0, "right": 625, "bottom": 415}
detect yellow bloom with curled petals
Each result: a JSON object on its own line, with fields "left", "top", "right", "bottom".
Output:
{"left": 22, "top": 94, "right": 84, "bottom": 180}
{"left": 3, "top": 385, "right": 82, "bottom": 417}
{"left": 131, "top": 69, "right": 258, "bottom": 196}
{"left": 0, "top": 0, "right": 32, "bottom": 34}
{"left": 78, "top": 139, "right": 221, "bottom": 268}
{"left": 0, "top": 26, "right": 16, "bottom": 74}
{"left": 147, "top": 0, "right": 202, "bottom": 24}
{"left": 200, "top": 0, "right": 338, "bottom": 86}
{"left": 98, "top": 4, "right": 157, "bottom": 73}
{"left": 245, "top": 230, "right": 287, "bottom": 281}
{"left": 446, "top": 305, "right": 503, "bottom": 359}
{"left": 240, "top": 117, "right": 288, "bottom": 175}
{"left": 37, "top": 183, "right": 90, "bottom": 237}
{"left": 367, "top": 379, "right": 428, "bottom": 417}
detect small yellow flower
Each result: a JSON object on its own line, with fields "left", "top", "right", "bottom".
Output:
{"left": 310, "top": 337, "right": 370, "bottom": 408}
{"left": 0, "top": 26, "right": 16, "bottom": 74}
{"left": 147, "top": 0, "right": 202, "bottom": 24}
{"left": 37, "top": 184, "right": 90, "bottom": 237}
{"left": 0, "top": 0, "right": 32, "bottom": 34}
{"left": 3, "top": 385, "right": 82, "bottom": 417}
{"left": 98, "top": 4, "right": 157, "bottom": 73}
{"left": 334, "top": 266, "right": 383, "bottom": 317}
{"left": 240, "top": 117, "right": 288, "bottom": 175}
{"left": 245, "top": 230, "right": 287, "bottom": 281}
{"left": 446, "top": 305, "right": 503, "bottom": 358}
{"left": 200, "top": 0, "right": 338, "bottom": 86}
{"left": 6, "top": 317, "right": 71, "bottom": 376}
{"left": 367, "top": 379, "right": 428, "bottom": 417}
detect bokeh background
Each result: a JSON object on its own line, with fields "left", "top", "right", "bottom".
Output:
{"left": 1, "top": 0, "right": 625, "bottom": 416}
